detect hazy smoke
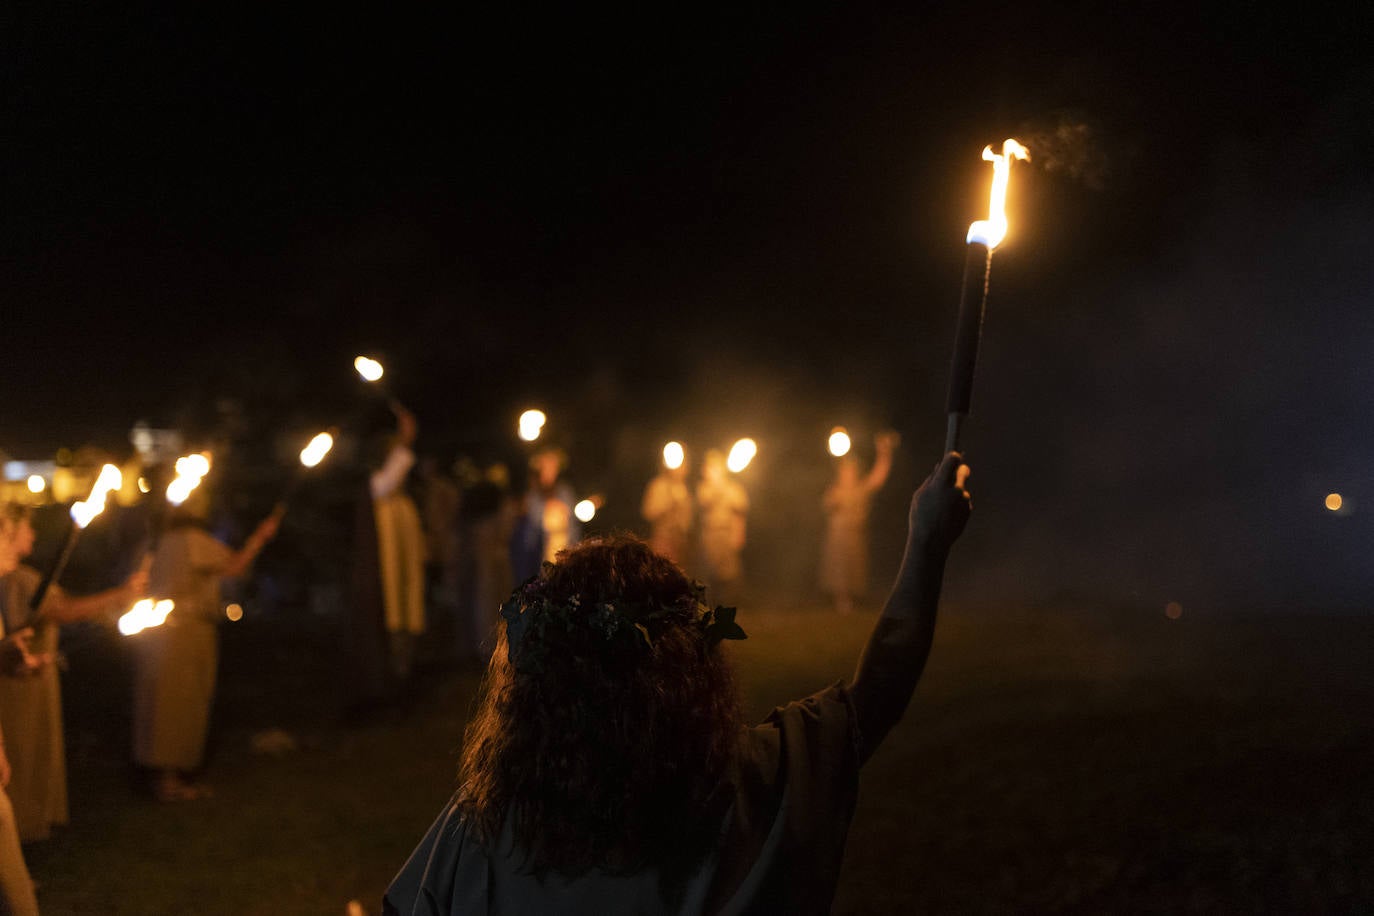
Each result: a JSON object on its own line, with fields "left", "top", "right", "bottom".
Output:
{"left": 1021, "top": 114, "right": 1111, "bottom": 191}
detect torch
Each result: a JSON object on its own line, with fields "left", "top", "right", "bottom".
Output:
{"left": 277, "top": 429, "right": 336, "bottom": 506}
{"left": 28, "top": 463, "right": 123, "bottom": 615}
{"left": 944, "top": 139, "right": 1030, "bottom": 453}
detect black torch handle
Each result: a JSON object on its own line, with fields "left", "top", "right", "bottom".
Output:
{"left": 944, "top": 242, "right": 992, "bottom": 452}
{"left": 28, "top": 520, "right": 81, "bottom": 618}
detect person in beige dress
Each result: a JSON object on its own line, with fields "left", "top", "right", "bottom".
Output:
{"left": 640, "top": 457, "right": 693, "bottom": 566}
{"left": 820, "top": 432, "right": 897, "bottom": 614}
{"left": 0, "top": 510, "right": 46, "bottom": 916}
{"left": 0, "top": 503, "right": 145, "bottom": 841}
{"left": 132, "top": 493, "right": 280, "bottom": 802}
{"left": 695, "top": 450, "right": 749, "bottom": 601}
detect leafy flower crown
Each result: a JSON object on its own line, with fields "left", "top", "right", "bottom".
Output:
{"left": 499, "top": 567, "right": 747, "bottom": 675}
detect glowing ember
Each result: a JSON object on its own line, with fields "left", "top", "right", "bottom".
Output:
{"left": 137, "top": 477, "right": 150, "bottom": 494}
{"left": 966, "top": 139, "right": 1030, "bottom": 250}
{"left": 518, "top": 409, "right": 547, "bottom": 442}
{"left": 727, "top": 438, "right": 757, "bottom": 473}
{"left": 26, "top": 475, "right": 45, "bottom": 494}
{"left": 70, "top": 463, "right": 123, "bottom": 529}
{"left": 827, "top": 428, "right": 852, "bottom": 458}
{"left": 225, "top": 603, "right": 244, "bottom": 622}
{"left": 574, "top": 499, "right": 596, "bottom": 523}
{"left": 300, "top": 432, "right": 335, "bottom": 468}
{"left": 354, "top": 356, "right": 385, "bottom": 382}
{"left": 118, "top": 598, "right": 175, "bottom": 636}
{"left": 663, "top": 441, "right": 685, "bottom": 470}
{"left": 1325, "top": 493, "right": 1343, "bottom": 511}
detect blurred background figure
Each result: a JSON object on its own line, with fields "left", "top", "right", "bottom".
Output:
{"left": 820, "top": 431, "right": 897, "bottom": 615}
{"left": 696, "top": 449, "right": 748, "bottom": 603}
{"left": 0, "top": 513, "right": 42, "bottom": 916}
{"left": 350, "top": 402, "right": 427, "bottom": 714}
{"left": 0, "top": 502, "right": 145, "bottom": 841}
{"left": 510, "top": 448, "right": 580, "bottom": 582}
{"left": 133, "top": 487, "right": 281, "bottom": 802}
{"left": 417, "top": 456, "right": 461, "bottom": 664}
{"left": 640, "top": 446, "right": 693, "bottom": 566}
{"left": 454, "top": 461, "right": 514, "bottom": 667}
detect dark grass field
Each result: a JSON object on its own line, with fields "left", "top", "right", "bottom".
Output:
{"left": 24, "top": 600, "right": 1374, "bottom": 914}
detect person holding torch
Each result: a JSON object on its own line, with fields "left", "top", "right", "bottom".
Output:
{"left": 132, "top": 482, "right": 282, "bottom": 802}
{"left": 0, "top": 502, "right": 147, "bottom": 841}
{"left": 385, "top": 452, "right": 971, "bottom": 915}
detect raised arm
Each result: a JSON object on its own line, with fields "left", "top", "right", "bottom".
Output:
{"left": 221, "top": 506, "right": 284, "bottom": 580}
{"left": 849, "top": 451, "right": 970, "bottom": 764}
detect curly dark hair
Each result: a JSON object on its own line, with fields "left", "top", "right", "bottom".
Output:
{"left": 455, "top": 535, "right": 744, "bottom": 878}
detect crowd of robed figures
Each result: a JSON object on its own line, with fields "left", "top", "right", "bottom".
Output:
{"left": 0, "top": 396, "right": 904, "bottom": 913}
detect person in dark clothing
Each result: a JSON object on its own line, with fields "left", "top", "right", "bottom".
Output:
{"left": 385, "top": 452, "right": 971, "bottom": 915}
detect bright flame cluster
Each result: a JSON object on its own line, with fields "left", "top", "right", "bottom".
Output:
{"left": 71, "top": 464, "right": 123, "bottom": 529}
{"left": 518, "top": 409, "right": 547, "bottom": 442}
{"left": 727, "top": 438, "right": 757, "bottom": 473}
{"left": 354, "top": 356, "right": 385, "bottom": 382}
{"left": 662, "top": 441, "right": 685, "bottom": 470}
{"left": 166, "top": 452, "right": 212, "bottom": 506}
{"left": 966, "top": 139, "right": 1030, "bottom": 250}
{"left": 828, "top": 428, "right": 852, "bottom": 457}
{"left": 118, "top": 598, "right": 175, "bottom": 636}
{"left": 300, "top": 432, "right": 335, "bottom": 468}
{"left": 574, "top": 499, "right": 596, "bottom": 523}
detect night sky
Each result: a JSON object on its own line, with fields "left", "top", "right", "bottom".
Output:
{"left": 4, "top": 5, "right": 1371, "bottom": 609}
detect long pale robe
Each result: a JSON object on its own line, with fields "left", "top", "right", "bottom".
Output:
{"left": 641, "top": 474, "right": 693, "bottom": 566}
{"left": 374, "top": 492, "right": 426, "bottom": 636}
{"left": 696, "top": 477, "right": 748, "bottom": 585}
{"left": 819, "top": 481, "right": 877, "bottom": 597}
{"left": 133, "top": 527, "right": 230, "bottom": 771}
{"left": 0, "top": 565, "right": 69, "bottom": 842}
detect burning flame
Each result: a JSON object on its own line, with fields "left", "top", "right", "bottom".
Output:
{"left": 354, "top": 356, "right": 385, "bottom": 382}
{"left": 300, "top": 432, "right": 335, "bottom": 468}
{"left": 518, "top": 409, "right": 547, "bottom": 442}
{"left": 966, "top": 139, "right": 1030, "bottom": 250}
{"left": 70, "top": 463, "right": 123, "bottom": 529}
{"left": 727, "top": 438, "right": 757, "bottom": 473}
{"left": 118, "top": 598, "right": 175, "bottom": 636}
{"left": 828, "top": 428, "right": 852, "bottom": 457}
{"left": 174, "top": 453, "right": 211, "bottom": 479}
{"left": 574, "top": 499, "right": 596, "bottom": 523}
{"left": 26, "top": 475, "right": 45, "bottom": 494}
{"left": 663, "top": 441, "right": 685, "bottom": 470}
{"left": 166, "top": 452, "right": 212, "bottom": 507}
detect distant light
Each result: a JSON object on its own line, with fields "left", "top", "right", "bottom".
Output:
{"left": 518, "top": 409, "right": 547, "bottom": 442}
{"left": 300, "top": 432, "right": 335, "bottom": 468}
{"left": 574, "top": 499, "right": 596, "bottom": 523}
{"left": 663, "top": 441, "right": 685, "bottom": 470}
{"left": 1325, "top": 493, "right": 1343, "bottom": 512}
{"left": 1164, "top": 601, "right": 1183, "bottom": 620}
{"left": 137, "top": 477, "right": 150, "bottom": 494}
{"left": 727, "top": 438, "right": 757, "bottom": 473}
{"left": 828, "top": 428, "right": 852, "bottom": 458}
{"left": 354, "top": 356, "right": 385, "bottom": 382}
{"left": 225, "top": 603, "right": 244, "bottom": 622}
{"left": 26, "top": 475, "right": 45, "bottom": 494}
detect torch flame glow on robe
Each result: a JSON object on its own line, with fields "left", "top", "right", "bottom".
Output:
{"left": 944, "top": 139, "right": 1030, "bottom": 453}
